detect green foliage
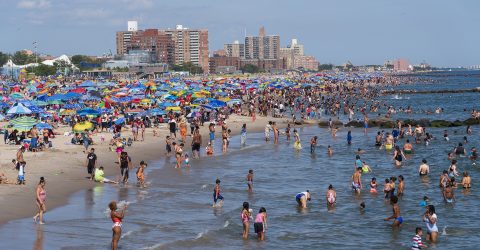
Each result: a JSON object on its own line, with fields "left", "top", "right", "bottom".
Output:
{"left": 318, "top": 64, "right": 334, "bottom": 71}
{"left": 240, "top": 64, "right": 260, "bottom": 73}
{"left": 71, "top": 55, "right": 93, "bottom": 66}
{"left": 170, "top": 62, "right": 203, "bottom": 74}
{"left": 0, "top": 52, "right": 8, "bottom": 66}
{"left": 26, "top": 64, "right": 57, "bottom": 76}
{"left": 12, "top": 51, "right": 36, "bottom": 65}
{"left": 113, "top": 67, "right": 129, "bottom": 72}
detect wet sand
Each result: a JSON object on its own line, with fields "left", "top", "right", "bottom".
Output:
{"left": 0, "top": 114, "right": 290, "bottom": 224}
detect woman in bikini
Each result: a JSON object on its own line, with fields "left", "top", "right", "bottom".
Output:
{"left": 33, "top": 177, "right": 47, "bottom": 224}
{"left": 109, "top": 201, "right": 127, "bottom": 250}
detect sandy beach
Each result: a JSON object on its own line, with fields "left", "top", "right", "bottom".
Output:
{"left": 0, "top": 114, "right": 290, "bottom": 224}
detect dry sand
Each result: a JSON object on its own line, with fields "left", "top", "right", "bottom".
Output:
{"left": 0, "top": 115, "right": 292, "bottom": 224}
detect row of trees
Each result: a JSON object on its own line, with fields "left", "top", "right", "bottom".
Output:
{"left": 170, "top": 62, "right": 204, "bottom": 74}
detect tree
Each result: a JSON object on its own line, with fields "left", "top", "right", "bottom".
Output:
{"left": 241, "top": 64, "right": 260, "bottom": 74}
{"left": 12, "top": 51, "right": 36, "bottom": 65}
{"left": 170, "top": 62, "right": 203, "bottom": 74}
{"left": 0, "top": 52, "right": 9, "bottom": 66}
{"left": 318, "top": 64, "right": 334, "bottom": 71}
{"left": 26, "top": 64, "right": 57, "bottom": 76}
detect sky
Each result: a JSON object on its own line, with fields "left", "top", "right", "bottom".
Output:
{"left": 1, "top": 0, "right": 479, "bottom": 67}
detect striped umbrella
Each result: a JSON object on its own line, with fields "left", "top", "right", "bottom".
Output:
{"left": 10, "top": 117, "right": 38, "bottom": 132}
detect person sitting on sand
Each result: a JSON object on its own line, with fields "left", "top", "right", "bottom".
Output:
{"left": 94, "top": 166, "right": 118, "bottom": 184}
{"left": 0, "top": 173, "right": 14, "bottom": 184}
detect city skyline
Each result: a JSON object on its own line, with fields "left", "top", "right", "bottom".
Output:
{"left": 1, "top": 0, "right": 479, "bottom": 67}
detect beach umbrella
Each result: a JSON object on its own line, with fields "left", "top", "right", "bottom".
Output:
{"left": 10, "top": 116, "right": 38, "bottom": 132}
{"left": 60, "top": 109, "right": 76, "bottom": 116}
{"left": 73, "top": 121, "right": 94, "bottom": 132}
{"left": 8, "top": 93, "right": 24, "bottom": 100}
{"left": 114, "top": 118, "right": 126, "bottom": 125}
{"left": 36, "top": 122, "right": 53, "bottom": 131}
{"left": 0, "top": 114, "right": 5, "bottom": 121}
{"left": 77, "top": 108, "right": 100, "bottom": 116}
{"left": 7, "top": 103, "right": 32, "bottom": 115}
{"left": 48, "top": 99, "right": 64, "bottom": 105}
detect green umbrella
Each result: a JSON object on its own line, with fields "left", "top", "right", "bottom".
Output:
{"left": 10, "top": 117, "right": 38, "bottom": 132}
{"left": 48, "top": 100, "right": 64, "bottom": 105}
{"left": 33, "top": 100, "right": 48, "bottom": 106}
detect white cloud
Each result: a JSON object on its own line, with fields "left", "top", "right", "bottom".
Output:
{"left": 17, "top": 0, "right": 51, "bottom": 9}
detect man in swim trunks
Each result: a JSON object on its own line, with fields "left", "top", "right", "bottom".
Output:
{"left": 352, "top": 167, "right": 362, "bottom": 193}
{"left": 418, "top": 159, "right": 429, "bottom": 176}
{"left": 375, "top": 131, "right": 382, "bottom": 147}
{"left": 403, "top": 139, "right": 413, "bottom": 154}
{"left": 384, "top": 195, "right": 402, "bottom": 227}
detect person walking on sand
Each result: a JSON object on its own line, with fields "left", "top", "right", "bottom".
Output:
{"left": 33, "top": 177, "right": 46, "bottom": 224}
{"left": 86, "top": 148, "right": 97, "bottom": 180}
{"left": 109, "top": 201, "right": 127, "bottom": 250}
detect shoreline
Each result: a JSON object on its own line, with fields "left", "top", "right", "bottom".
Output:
{"left": 0, "top": 115, "right": 291, "bottom": 224}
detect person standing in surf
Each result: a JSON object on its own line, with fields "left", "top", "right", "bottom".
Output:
{"left": 241, "top": 202, "right": 252, "bottom": 239}
{"left": 384, "top": 195, "right": 403, "bottom": 227}
{"left": 109, "top": 201, "right": 127, "bottom": 250}
{"left": 240, "top": 124, "right": 247, "bottom": 145}
{"left": 213, "top": 179, "right": 224, "bottom": 207}
{"left": 326, "top": 184, "right": 337, "bottom": 208}
{"left": 295, "top": 190, "right": 311, "bottom": 208}
{"left": 33, "top": 177, "right": 46, "bottom": 224}
{"left": 246, "top": 170, "right": 254, "bottom": 192}
{"left": 254, "top": 207, "right": 268, "bottom": 240}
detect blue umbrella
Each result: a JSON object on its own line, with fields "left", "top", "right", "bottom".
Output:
{"left": 7, "top": 103, "right": 32, "bottom": 115}
{"left": 114, "top": 118, "right": 126, "bottom": 125}
{"left": 36, "top": 122, "right": 53, "bottom": 130}
{"left": 77, "top": 108, "right": 100, "bottom": 116}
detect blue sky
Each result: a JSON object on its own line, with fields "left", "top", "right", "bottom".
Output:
{"left": 1, "top": 0, "right": 479, "bottom": 67}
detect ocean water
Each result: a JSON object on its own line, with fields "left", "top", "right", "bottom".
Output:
{"left": 0, "top": 71, "right": 480, "bottom": 249}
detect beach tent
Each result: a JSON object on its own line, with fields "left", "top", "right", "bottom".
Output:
{"left": 7, "top": 103, "right": 32, "bottom": 115}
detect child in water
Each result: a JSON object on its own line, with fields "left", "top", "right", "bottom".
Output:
{"left": 184, "top": 153, "right": 190, "bottom": 167}
{"left": 136, "top": 161, "right": 147, "bottom": 188}
{"left": 370, "top": 177, "right": 378, "bottom": 193}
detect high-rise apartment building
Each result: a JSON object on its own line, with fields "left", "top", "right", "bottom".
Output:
{"left": 244, "top": 27, "right": 280, "bottom": 60}
{"left": 224, "top": 40, "right": 245, "bottom": 58}
{"left": 116, "top": 22, "right": 209, "bottom": 73}
{"left": 279, "top": 39, "right": 318, "bottom": 70}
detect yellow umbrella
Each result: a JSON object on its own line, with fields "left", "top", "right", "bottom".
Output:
{"left": 141, "top": 98, "right": 152, "bottom": 103}
{"left": 73, "top": 121, "right": 94, "bottom": 132}
{"left": 60, "top": 109, "right": 75, "bottom": 115}
{"left": 165, "top": 106, "right": 181, "bottom": 111}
